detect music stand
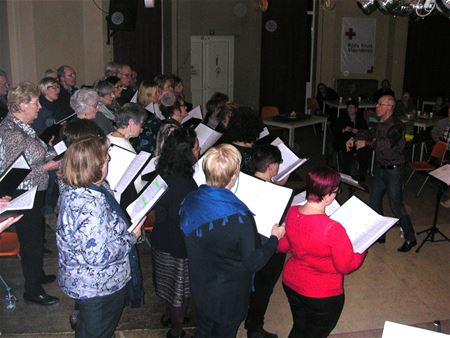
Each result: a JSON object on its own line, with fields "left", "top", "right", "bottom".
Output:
{"left": 415, "top": 167, "right": 450, "bottom": 253}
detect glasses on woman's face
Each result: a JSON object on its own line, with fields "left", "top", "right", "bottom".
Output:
{"left": 48, "top": 85, "right": 60, "bottom": 90}
{"left": 332, "top": 187, "right": 341, "bottom": 195}
{"left": 106, "top": 153, "right": 111, "bottom": 162}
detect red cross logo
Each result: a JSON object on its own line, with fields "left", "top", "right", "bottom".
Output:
{"left": 345, "top": 28, "right": 356, "bottom": 40}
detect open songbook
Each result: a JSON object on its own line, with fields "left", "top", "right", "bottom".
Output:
{"left": 0, "top": 186, "right": 37, "bottom": 222}
{"left": 52, "top": 140, "right": 67, "bottom": 161}
{"left": 195, "top": 123, "right": 223, "bottom": 155}
{"left": 0, "top": 152, "right": 31, "bottom": 196}
{"left": 181, "top": 106, "right": 203, "bottom": 125}
{"left": 329, "top": 196, "right": 398, "bottom": 253}
{"left": 39, "top": 113, "right": 76, "bottom": 143}
{"left": 382, "top": 321, "right": 447, "bottom": 338}
{"left": 270, "top": 138, "right": 308, "bottom": 182}
{"left": 429, "top": 164, "right": 450, "bottom": 186}
{"left": 106, "top": 145, "right": 151, "bottom": 201}
{"left": 125, "top": 175, "right": 168, "bottom": 232}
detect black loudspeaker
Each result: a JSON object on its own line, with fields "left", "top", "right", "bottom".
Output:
{"left": 107, "top": 0, "right": 138, "bottom": 31}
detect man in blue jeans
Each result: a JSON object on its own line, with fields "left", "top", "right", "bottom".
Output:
{"left": 346, "top": 95, "right": 417, "bottom": 252}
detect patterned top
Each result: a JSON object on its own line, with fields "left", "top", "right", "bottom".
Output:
{"left": 0, "top": 113, "right": 52, "bottom": 191}
{"left": 56, "top": 186, "right": 137, "bottom": 299}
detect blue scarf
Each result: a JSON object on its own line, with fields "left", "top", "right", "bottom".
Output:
{"left": 180, "top": 184, "right": 252, "bottom": 237}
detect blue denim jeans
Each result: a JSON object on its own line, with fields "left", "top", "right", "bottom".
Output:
{"left": 369, "top": 165, "right": 416, "bottom": 242}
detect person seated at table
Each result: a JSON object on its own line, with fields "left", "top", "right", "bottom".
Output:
{"left": 394, "top": 92, "right": 416, "bottom": 117}
{"left": 279, "top": 166, "right": 366, "bottom": 338}
{"left": 335, "top": 99, "right": 371, "bottom": 182}
{"left": 373, "top": 79, "right": 395, "bottom": 102}
{"left": 179, "top": 144, "right": 286, "bottom": 338}
{"left": 315, "top": 82, "right": 338, "bottom": 113}
{"left": 224, "top": 106, "right": 264, "bottom": 175}
{"left": 432, "top": 96, "right": 448, "bottom": 117}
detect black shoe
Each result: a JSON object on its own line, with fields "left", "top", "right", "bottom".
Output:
{"left": 247, "top": 327, "right": 278, "bottom": 338}
{"left": 40, "top": 274, "right": 56, "bottom": 284}
{"left": 397, "top": 240, "right": 417, "bottom": 252}
{"left": 43, "top": 247, "right": 53, "bottom": 256}
{"left": 23, "top": 292, "right": 59, "bottom": 306}
{"left": 166, "top": 329, "right": 188, "bottom": 338}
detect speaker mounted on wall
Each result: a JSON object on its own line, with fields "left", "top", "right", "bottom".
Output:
{"left": 107, "top": 0, "right": 138, "bottom": 32}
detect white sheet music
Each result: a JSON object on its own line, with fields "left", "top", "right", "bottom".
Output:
{"left": 330, "top": 196, "right": 398, "bottom": 253}
{"left": 339, "top": 172, "right": 367, "bottom": 190}
{"left": 291, "top": 191, "right": 340, "bottom": 216}
{"left": 181, "top": 106, "right": 203, "bottom": 124}
{"left": 53, "top": 141, "right": 67, "bottom": 155}
{"left": 231, "top": 172, "right": 293, "bottom": 238}
{"left": 114, "top": 151, "right": 151, "bottom": 195}
{"left": 106, "top": 145, "right": 137, "bottom": 191}
{"left": 382, "top": 321, "right": 447, "bottom": 338}
{"left": 258, "top": 127, "right": 270, "bottom": 140}
{"left": 195, "top": 123, "right": 223, "bottom": 155}
{"left": 430, "top": 164, "right": 450, "bottom": 186}
{"left": 0, "top": 186, "right": 37, "bottom": 214}
{"left": 193, "top": 156, "right": 207, "bottom": 186}
{"left": 270, "top": 138, "right": 308, "bottom": 182}
{"left": 126, "top": 175, "right": 168, "bottom": 232}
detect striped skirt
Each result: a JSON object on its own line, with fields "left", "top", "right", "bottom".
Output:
{"left": 151, "top": 248, "right": 191, "bottom": 307}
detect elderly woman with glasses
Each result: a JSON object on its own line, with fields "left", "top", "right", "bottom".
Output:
{"left": 279, "top": 166, "right": 366, "bottom": 338}
{"left": 94, "top": 80, "right": 118, "bottom": 125}
{"left": 57, "top": 136, "right": 144, "bottom": 337}
{"left": 70, "top": 88, "right": 114, "bottom": 136}
{"left": 0, "top": 82, "right": 61, "bottom": 305}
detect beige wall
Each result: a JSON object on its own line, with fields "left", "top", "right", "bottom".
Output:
{"left": 3, "top": 0, "right": 111, "bottom": 86}
{"left": 315, "top": 2, "right": 408, "bottom": 98}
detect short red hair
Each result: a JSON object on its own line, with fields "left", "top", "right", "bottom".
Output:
{"left": 306, "top": 167, "right": 341, "bottom": 202}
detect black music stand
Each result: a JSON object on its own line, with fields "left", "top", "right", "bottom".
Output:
{"left": 415, "top": 173, "right": 450, "bottom": 253}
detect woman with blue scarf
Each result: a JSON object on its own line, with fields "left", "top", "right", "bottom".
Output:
{"left": 56, "top": 136, "right": 145, "bottom": 338}
{"left": 180, "top": 144, "right": 286, "bottom": 338}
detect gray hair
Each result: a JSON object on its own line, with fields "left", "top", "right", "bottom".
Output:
{"left": 104, "top": 62, "right": 120, "bottom": 77}
{"left": 94, "top": 80, "right": 115, "bottom": 97}
{"left": 115, "top": 103, "right": 148, "bottom": 128}
{"left": 70, "top": 88, "right": 99, "bottom": 116}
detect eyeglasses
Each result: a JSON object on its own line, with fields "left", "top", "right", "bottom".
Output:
{"left": 65, "top": 72, "right": 76, "bottom": 78}
{"left": 87, "top": 102, "right": 99, "bottom": 109}
{"left": 120, "top": 73, "right": 132, "bottom": 78}
{"left": 332, "top": 187, "right": 341, "bottom": 194}
{"left": 114, "top": 84, "right": 123, "bottom": 89}
{"left": 105, "top": 153, "right": 111, "bottom": 162}
{"left": 48, "top": 85, "right": 60, "bottom": 90}
{"left": 376, "top": 103, "right": 393, "bottom": 107}
{"left": 26, "top": 100, "right": 40, "bottom": 106}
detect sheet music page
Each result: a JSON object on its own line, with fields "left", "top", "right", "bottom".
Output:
{"left": 126, "top": 175, "right": 168, "bottom": 232}
{"left": 258, "top": 127, "right": 270, "bottom": 140}
{"left": 231, "top": 172, "right": 293, "bottom": 238}
{"left": 382, "top": 321, "right": 447, "bottom": 338}
{"left": 339, "top": 172, "right": 366, "bottom": 190}
{"left": 430, "top": 164, "right": 450, "bottom": 186}
{"left": 106, "top": 145, "right": 137, "bottom": 191}
{"left": 141, "top": 156, "right": 159, "bottom": 176}
{"left": 114, "top": 151, "right": 151, "bottom": 195}
{"left": 130, "top": 91, "right": 138, "bottom": 103}
{"left": 12, "top": 154, "right": 30, "bottom": 170}
{"left": 329, "top": 196, "right": 398, "bottom": 253}
{"left": 53, "top": 141, "right": 67, "bottom": 155}
{"left": 181, "top": 106, "right": 203, "bottom": 124}
{"left": 195, "top": 123, "right": 223, "bottom": 155}
{"left": 0, "top": 186, "right": 37, "bottom": 213}
{"left": 291, "top": 191, "right": 340, "bottom": 216}
{"left": 270, "top": 138, "right": 308, "bottom": 182}
{"left": 193, "top": 156, "right": 206, "bottom": 186}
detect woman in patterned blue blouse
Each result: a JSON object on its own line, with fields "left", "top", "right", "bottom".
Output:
{"left": 56, "top": 136, "right": 144, "bottom": 338}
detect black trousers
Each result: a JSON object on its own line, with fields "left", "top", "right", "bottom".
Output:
{"left": 195, "top": 311, "right": 242, "bottom": 338}
{"left": 246, "top": 252, "right": 286, "bottom": 331}
{"left": 341, "top": 147, "right": 371, "bottom": 181}
{"left": 75, "top": 286, "right": 126, "bottom": 338}
{"left": 283, "top": 284, "right": 345, "bottom": 338}
{"left": 14, "top": 190, "right": 46, "bottom": 295}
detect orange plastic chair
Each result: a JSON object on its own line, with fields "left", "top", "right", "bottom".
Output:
{"left": 307, "top": 98, "right": 320, "bottom": 114}
{"left": 405, "top": 141, "right": 448, "bottom": 197}
{"left": 0, "top": 231, "right": 20, "bottom": 289}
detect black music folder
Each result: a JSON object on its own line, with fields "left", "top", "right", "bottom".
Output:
{"left": 0, "top": 152, "right": 31, "bottom": 196}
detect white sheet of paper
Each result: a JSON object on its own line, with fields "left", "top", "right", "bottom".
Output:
{"left": 53, "top": 141, "right": 67, "bottom": 155}
{"left": 291, "top": 191, "right": 340, "bottom": 216}
{"left": 130, "top": 91, "right": 137, "bottom": 103}
{"left": 126, "top": 175, "right": 168, "bottom": 232}
{"left": 0, "top": 153, "right": 30, "bottom": 182}
{"left": 258, "top": 127, "right": 270, "bottom": 140}
{"left": 106, "top": 145, "right": 137, "bottom": 191}
{"left": 193, "top": 156, "right": 206, "bottom": 186}
{"left": 429, "top": 164, "right": 450, "bottom": 186}
{"left": 339, "top": 172, "right": 366, "bottom": 190}
{"left": 195, "top": 123, "right": 223, "bottom": 155}
{"left": 0, "top": 186, "right": 37, "bottom": 214}
{"left": 230, "top": 172, "right": 293, "bottom": 238}
{"left": 330, "top": 196, "right": 398, "bottom": 253}
{"left": 141, "top": 156, "right": 159, "bottom": 176}
{"left": 114, "top": 151, "right": 151, "bottom": 195}
{"left": 181, "top": 106, "right": 203, "bottom": 124}
{"left": 382, "top": 321, "right": 447, "bottom": 338}
{"left": 270, "top": 138, "right": 308, "bottom": 182}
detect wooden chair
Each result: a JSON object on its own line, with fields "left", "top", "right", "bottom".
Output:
{"left": 0, "top": 231, "right": 20, "bottom": 289}
{"left": 405, "top": 141, "right": 448, "bottom": 197}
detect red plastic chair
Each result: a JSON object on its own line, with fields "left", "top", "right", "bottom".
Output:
{"left": 405, "top": 141, "right": 448, "bottom": 197}
{"left": 0, "top": 231, "right": 20, "bottom": 289}
{"left": 307, "top": 98, "right": 320, "bottom": 114}
{"left": 142, "top": 210, "right": 156, "bottom": 249}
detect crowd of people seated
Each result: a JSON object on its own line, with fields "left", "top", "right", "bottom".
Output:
{"left": 0, "top": 62, "right": 448, "bottom": 338}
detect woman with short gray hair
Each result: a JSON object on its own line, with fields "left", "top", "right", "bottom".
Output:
{"left": 94, "top": 80, "right": 117, "bottom": 123}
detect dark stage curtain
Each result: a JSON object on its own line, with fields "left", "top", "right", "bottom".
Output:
{"left": 259, "top": 0, "right": 309, "bottom": 115}
{"left": 404, "top": 15, "right": 450, "bottom": 101}
{"left": 113, "top": 0, "right": 162, "bottom": 83}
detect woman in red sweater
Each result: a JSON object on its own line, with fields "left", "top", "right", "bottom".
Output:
{"left": 278, "top": 167, "right": 366, "bottom": 338}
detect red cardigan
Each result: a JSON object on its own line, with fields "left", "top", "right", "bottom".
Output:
{"left": 278, "top": 206, "right": 366, "bottom": 298}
